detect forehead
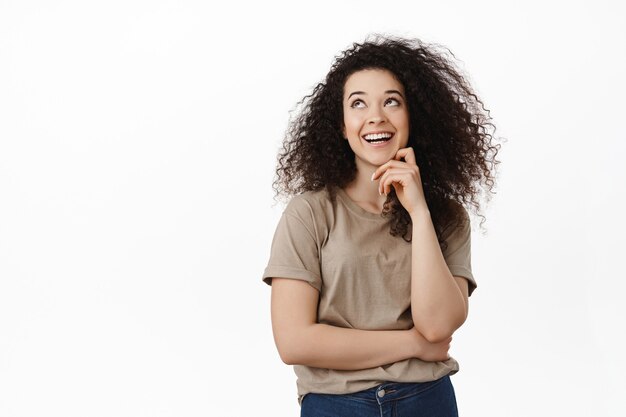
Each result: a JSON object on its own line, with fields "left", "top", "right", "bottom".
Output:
{"left": 343, "top": 69, "right": 404, "bottom": 98}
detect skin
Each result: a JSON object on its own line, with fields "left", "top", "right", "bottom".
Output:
{"left": 341, "top": 68, "right": 411, "bottom": 213}
{"left": 343, "top": 68, "right": 469, "bottom": 342}
{"left": 269, "top": 68, "right": 468, "bottom": 369}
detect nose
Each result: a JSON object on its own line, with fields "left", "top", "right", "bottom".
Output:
{"left": 367, "top": 106, "right": 387, "bottom": 124}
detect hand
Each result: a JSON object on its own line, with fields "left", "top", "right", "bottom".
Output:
{"left": 407, "top": 326, "right": 452, "bottom": 362}
{"left": 371, "top": 147, "right": 428, "bottom": 216}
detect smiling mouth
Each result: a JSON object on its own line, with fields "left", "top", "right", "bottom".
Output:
{"left": 362, "top": 132, "right": 394, "bottom": 143}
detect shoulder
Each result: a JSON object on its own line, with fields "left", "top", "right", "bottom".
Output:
{"left": 445, "top": 199, "right": 469, "bottom": 222}
{"left": 440, "top": 200, "right": 470, "bottom": 237}
{"left": 284, "top": 188, "right": 334, "bottom": 219}
{"left": 282, "top": 188, "right": 335, "bottom": 240}
{"left": 451, "top": 201, "right": 470, "bottom": 224}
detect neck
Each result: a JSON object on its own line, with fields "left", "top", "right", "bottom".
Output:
{"left": 343, "top": 162, "right": 387, "bottom": 210}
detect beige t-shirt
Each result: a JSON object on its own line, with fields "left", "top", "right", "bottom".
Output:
{"left": 262, "top": 186, "right": 477, "bottom": 405}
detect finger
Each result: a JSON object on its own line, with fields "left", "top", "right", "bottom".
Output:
{"left": 378, "top": 169, "right": 406, "bottom": 194}
{"left": 394, "top": 147, "right": 417, "bottom": 165}
{"left": 379, "top": 168, "right": 417, "bottom": 194}
{"left": 381, "top": 168, "right": 413, "bottom": 194}
{"left": 372, "top": 160, "right": 412, "bottom": 181}
{"left": 380, "top": 170, "right": 413, "bottom": 195}
{"left": 372, "top": 161, "right": 404, "bottom": 181}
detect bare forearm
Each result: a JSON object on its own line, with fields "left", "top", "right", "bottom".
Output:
{"left": 410, "top": 209, "right": 466, "bottom": 341}
{"left": 288, "top": 323, "right": 414, "bottom": 371}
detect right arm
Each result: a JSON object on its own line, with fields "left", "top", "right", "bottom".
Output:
{"left": 270, "top": 278, "right": 452, "bottom": 371}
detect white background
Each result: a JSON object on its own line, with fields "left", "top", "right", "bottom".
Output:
{"left": 1, "top": 1, "right": 625, "bottom": 416}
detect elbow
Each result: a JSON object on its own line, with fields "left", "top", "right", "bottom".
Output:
{"left": 275, "top": 339, "right": 300, "bottom": 365}
{"left": 278, "top": 349, "right": 296, "bottom": 365}
{"left": 412, "top": 320, "right": 451, "bottom": 344}
{"left": 274, "top": 336, "right": 290, "bottom": 364}
{"left": 274, "top": 326, "right": 312, "bottom": 365}
{"left": 413, "top": 314, "right": 466, "bottom": 344}
{"left": 423, "top": 328, "right": 454, "bottom": 344}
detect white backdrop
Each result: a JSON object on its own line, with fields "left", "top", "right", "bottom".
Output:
{"left": 1, "top": 1, "right": 625, "bottom": 416}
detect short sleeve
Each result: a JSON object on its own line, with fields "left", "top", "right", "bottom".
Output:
{"left": 261, "top": 197, "right": 323, "bottom": 292}
{"left": 440, "top": 207, "right": 477, "bottom": 297}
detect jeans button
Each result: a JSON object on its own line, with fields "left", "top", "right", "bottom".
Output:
{"left": 377, "top": 389, "right": 385, "bottom": 398}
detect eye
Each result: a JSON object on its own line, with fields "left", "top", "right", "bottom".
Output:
{"left": 350, "top": 99, "right": 365, "bottom": 108}
{"left": 385, "top": 97, "right": 401, "bottom": 106}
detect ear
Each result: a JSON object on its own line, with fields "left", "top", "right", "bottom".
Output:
{"left": 341, "top": 124, "right": 347, "bottom": 139}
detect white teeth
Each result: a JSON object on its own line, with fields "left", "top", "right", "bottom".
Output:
{"left": 364, "top": 132, "right": 393, "bottom": 140}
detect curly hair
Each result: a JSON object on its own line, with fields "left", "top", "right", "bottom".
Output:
{"left": 272, "top": 34, "right": 503, "bottom": 247}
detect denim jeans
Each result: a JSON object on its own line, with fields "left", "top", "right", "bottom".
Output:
{"left": 300, "top": 374, "right": 458, "bottom": 417}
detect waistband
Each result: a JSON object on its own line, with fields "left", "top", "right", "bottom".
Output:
{"left": 342, "top": 375, "right": 449, "bottom": 406}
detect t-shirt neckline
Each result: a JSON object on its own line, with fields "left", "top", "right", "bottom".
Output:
{"left": 335, "top": 187, "right": 389, "bottom": 221}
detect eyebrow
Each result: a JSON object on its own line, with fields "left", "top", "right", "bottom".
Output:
{"left": 347, "top": 90, "right": 405, "bottom": 99}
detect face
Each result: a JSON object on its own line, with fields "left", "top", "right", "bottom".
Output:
{"left": 342, "top": 68, "right": 410, "bottom": 171}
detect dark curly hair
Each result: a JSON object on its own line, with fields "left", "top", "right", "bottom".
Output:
{"left": 272, "top": 34, "right": 503, "bottom": 247}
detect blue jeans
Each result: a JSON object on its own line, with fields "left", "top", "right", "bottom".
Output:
{"left": 300, "top": 374, "right": 458, "bottom": 417}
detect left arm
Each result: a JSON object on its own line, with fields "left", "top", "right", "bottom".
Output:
{"left": 373, "top": 147, "right": 471, "bottom": 344}
{"left": 409, "top": 209, "right": 469, "bottom": 343}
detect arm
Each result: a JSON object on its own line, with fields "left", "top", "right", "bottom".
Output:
{"left": 371, "top": 147, "right": 473, "bottom": 344}
{"left": 409, "top": 209, "right": 469, "bottom": 343}
{"left": 270, "top": 278, "right": 451, "bottom": 370}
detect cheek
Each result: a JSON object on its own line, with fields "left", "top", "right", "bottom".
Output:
{"left": 393, "top": 111, "right": 410, "bottom": 130}
{"left": 343, "top": 115, "right": 361, "bottom": 134}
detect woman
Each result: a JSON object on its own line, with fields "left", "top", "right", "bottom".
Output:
{"left": 261, "top": 35, "right": 501, "bottom": 417}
